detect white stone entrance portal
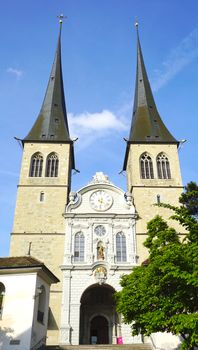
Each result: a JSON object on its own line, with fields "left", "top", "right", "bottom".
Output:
{"left": 80, "top": 284, "right": 118, "bottom": 344}
{"left": 60, "top": 173, "right": 142, "bottom": 345}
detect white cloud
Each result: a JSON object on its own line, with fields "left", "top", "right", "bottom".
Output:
{"left": 68, "top": 109, "right": 128, "bottom": 149}
{"left": 152, "top": 28, "right": 198, "bottom": 92}
{"left": 69, "top": 110, "right": 127, "bottom": 133}
{"left": 7, "top": 67, "right": 23, "bottom": 79}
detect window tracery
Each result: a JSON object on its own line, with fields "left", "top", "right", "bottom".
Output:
{"left": 46, "top": 153, "right": 59, "bottom": 177}
{"left": 157, "top": 153, "right": 171, "bottom": 179}
{"left": 29, "top": 152, "right": 43, "bottom": 177}
{"left": 140, "top": 153, "right": 154, "bottom": 179}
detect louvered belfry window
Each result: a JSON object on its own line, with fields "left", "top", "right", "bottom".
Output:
{"left": 140, "top": 153, "right": 154, "bottom": 179}
{"left": 30, "top": 152, "right": 43, "bottom": 177}
{"left": 157, "top": 153, "right": 171, "bottom": 179}
{"left": 46, "top": 153, "right": 59, "bottom": 177}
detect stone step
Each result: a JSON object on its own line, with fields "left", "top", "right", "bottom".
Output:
{"left": 46, "top": 344, "right": 152, "bottom": 350}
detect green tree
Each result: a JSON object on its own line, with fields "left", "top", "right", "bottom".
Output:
{"left": 116, "top": 184, "right": 198, "bottom": 350}
{"left": 179, "top": 181, "right": 198, "bottom": 216}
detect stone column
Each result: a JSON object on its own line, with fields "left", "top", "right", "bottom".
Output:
{"left": 70, "top": 303, "right": 81, "bottom": 345}
{"left": 110, "top": 221, "right": 115, "bottom": 264}
{"left": 87, "top": 221, "right": 94, "bottom": 263}
{"left": 112, "top": 313, "right": 117, "bottom": 344}
{"left": 59, "top": 270, "right": 72, "bottom": 345}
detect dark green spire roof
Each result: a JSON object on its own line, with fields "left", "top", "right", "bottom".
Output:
{"left": 130, "top": 29, "right": 178, "bottom": 143}
{"left": 123, "top": 25, "right": 178, "bottom": 170}
{"left": 24, "top": 25, "right": 71, "bottom": 143}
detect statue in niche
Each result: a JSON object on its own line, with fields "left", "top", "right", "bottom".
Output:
{"left": 97, "top": 241, "right": 105, "bottom": 260}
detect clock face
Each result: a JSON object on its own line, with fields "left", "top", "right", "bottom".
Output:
{"left": 90, "top": 190, "right": 113, "bottom": 211}
{"left": 94, "top": 225, "right": 106, "bottom": 237}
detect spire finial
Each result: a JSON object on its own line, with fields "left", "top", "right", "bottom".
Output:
{"left": 57, "top": 14, "right": 67, "bottom": 27}
{"left": 135, "top": 19, "right": 139, "bottom": 28}
{"left": 135, "top": 19, "right": 139, "bottom": 36}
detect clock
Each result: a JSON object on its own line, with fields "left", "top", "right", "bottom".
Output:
{"left": 94, "top": 225, "right": 106, "bottom": 237}
{"left": 90, "top": 190, "right": 113, "bottom": 211}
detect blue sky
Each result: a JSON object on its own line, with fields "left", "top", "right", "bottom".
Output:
{"left": 0, "top": 0, "right": 198, "bottom": 256}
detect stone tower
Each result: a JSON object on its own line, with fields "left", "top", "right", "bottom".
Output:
{"left": 10, "top": 23, "right": 75, "bottom": 344}
{"left": 123, "top": 25, "right": 183, "bottom": 262}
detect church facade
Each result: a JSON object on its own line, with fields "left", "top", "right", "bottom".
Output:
{"left": 60, "top": 171, "right": 140, "bottom": 345}
{"left": 8, "top": 22, "right": 184, "bottom": 348}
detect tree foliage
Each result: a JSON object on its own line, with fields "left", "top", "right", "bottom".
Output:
{"left": 179, "top": 181, "right": 198, "bottom": 216}
{"left": 116, "top": 183, "right": 198, "bottom": 350}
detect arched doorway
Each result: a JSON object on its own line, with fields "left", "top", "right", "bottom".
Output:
{"left": 90, "top": 315, "right": 108, "bottom": 344}
{"left": 80, "top": 284, "right": 118, "bottom": 344}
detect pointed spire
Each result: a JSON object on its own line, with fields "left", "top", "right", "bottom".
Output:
{"left": 24, "top": 19, "right": 71, "bottom": 143}
{"left": 123, "top": 23, "right": 178, "bottom": 169}
{"left": 129, "top": 22, "right": 178, "bottom": 144}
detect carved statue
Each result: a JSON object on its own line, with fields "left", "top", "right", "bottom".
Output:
{"left": 97, "top": 242, "right": 105, "bottom": 260}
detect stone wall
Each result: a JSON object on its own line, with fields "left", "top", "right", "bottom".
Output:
{"left": 126, "top": 143, "right": 185, "bottom": 263}
{"left": 10, "top": 141, "right": 72, "bottom": 345}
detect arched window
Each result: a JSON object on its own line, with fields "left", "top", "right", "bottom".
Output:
{"left": 157, "top": 153, "right": 171, "bottom": 179}
{"left": 140, "top": 153, "right": 154, "bottom": 179}
{"left": 74, "top": 232, "right": 84, "bottom": 262}
{"left": 29, "top": 152, "right": 43, "bottom": 177}
{"left": 46, "top": 153, "right": 59, "bottom": 177}
{"left": 0, "top": 282, "right": 5, "bottom": 319}
{"left": 37, "top": 285, "right": 46, "bottom": 324}
{"left": 116, "top": 232, "right": 127, "bottom": 262}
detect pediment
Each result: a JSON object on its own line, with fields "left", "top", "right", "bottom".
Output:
{"left": 66, "top": 172, "right": 135, "bottom": 215}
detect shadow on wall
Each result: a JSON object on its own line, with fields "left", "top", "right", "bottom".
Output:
{"left": 0, "top": 326, "right": 46, "bottom": 350}
{"left": 0, "top": 327, "right": 14, "bottom": 349}
{"left": 47, "top": 307, "right": 59, "bottom": 331}
{"left": 0, "top": 327, "right": 21, "bottom": 350}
